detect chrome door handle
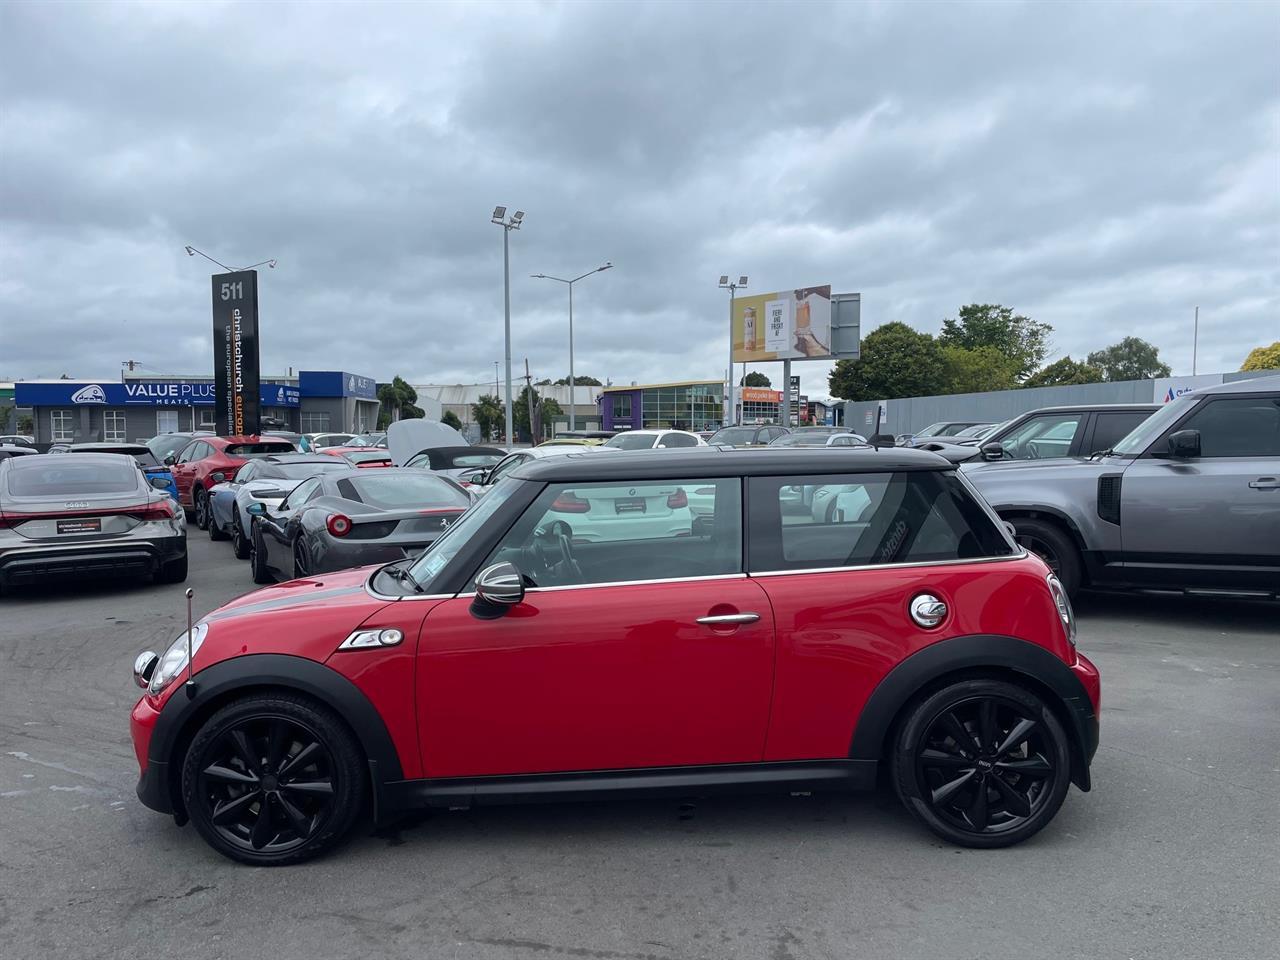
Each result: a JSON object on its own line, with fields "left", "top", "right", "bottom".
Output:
{"left": 696, "top": 612, "right": 760, "bottom": 626}
{"left": 1248, "top": 477, "right": 1279, "bottom": 489}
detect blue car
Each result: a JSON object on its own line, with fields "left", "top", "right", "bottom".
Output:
{"left": 69, "top": 442, "right": 179, "bottom": 501}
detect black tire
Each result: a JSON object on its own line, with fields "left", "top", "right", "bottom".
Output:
{"left": 208, "top": 503, "right": 228, "bottom": 541}
{"left": 156, "top": 551, "right": 188, "bottom": 584}
{"left": 193, "top": 486, "right": 210, "bottom": 531}
{"left": 293, "top": 537, "right": 311, "bottom": 579}
{"left": 181, "top": 693, "right": 365, "bottom": 866}
{"left": 231, "top": 509, "right": 251, "bottom": 560}
{"left": 892, "top": 678, "right": 1072, "bottom": 849}
{"left": 249, "top": 521, "right": 273, "bottom": 585}
{"left": 1010, "top": 517, "right": 1082, "bottom": 597}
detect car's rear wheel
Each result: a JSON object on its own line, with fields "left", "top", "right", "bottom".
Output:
{"left": 193, "top": 487, "right": 210, "bottom": 531}
{"left": 181, "top": 693, "right": 365, "bottom": 866}
{"left": 249, "top": 522, "right": 273, "bottom": 585}
{"left": 293, "top": 538, "right": 311, "bottom": 579}
{"left": 1010, "top": 517, "right": 1082, "bottom": 597}
{"left": 155, "top": 551, "right": 188, "bottom": 584}
{"left": 892, "top": 678, "right": 1072, "bottom": 848}
{"left": 231, "top": 509, "right": 251, "bottom": 560}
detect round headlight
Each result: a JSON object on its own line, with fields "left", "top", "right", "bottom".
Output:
{"left": 148, "top": 623, "right": 209, "bottom": 696}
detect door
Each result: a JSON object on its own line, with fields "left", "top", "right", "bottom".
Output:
{"left": 1120, "top": 394, "right": 1280, "bottom": 588}
{"left": 416, "top": 476, "right": 776, "bottom": 778}
{"left": 171, "top": 440, "right": 206, "bottom": 505}
{"left": 256, "top": 476, "right": 322, "bottom": 575}
{"left": 996, "top": 412, "right": 1086, "bottom": 460}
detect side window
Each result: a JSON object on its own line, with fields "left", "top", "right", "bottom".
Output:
{"left": 1174, "top": 397, "right": 1280, "bottom": 457}
{"left": 281, "top": 478, "right": 321, "bottom": 510}
{"left": 748, "top": 471, "right": 1014, "bottom": 572}
{"left": 1090, "top": 411, "right": 1152, "bottom": 453}
{"left": 233, "top": 463, "right": 256, "bottom": 484}
{"left": 483, "top": 478, "right": 742, "bottom": 588}
{"left": 831, "top": 436, "right": 853, "bottom": 447}
{"left": 488, "top": 454, "right": 526, "bottom": 482}
{"left": 176, "top": 442, "right": 198, "bottom": 464}
{"left": 998, "top": 414, "right": 1083, "bottom": 460}
{"left": 663, "top": 432, "right": 698, "bottom": 448}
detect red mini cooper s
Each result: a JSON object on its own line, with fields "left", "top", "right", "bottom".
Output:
{"left": 130, "top": 448, "right": 1100, "bottom": 865}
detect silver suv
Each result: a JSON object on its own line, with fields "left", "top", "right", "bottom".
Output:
{"left": 962, "top": 375, "right": 1280, "bottom": 598}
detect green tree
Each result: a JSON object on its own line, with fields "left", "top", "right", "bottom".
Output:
{"left": 739, "top": 371, "right": 772, "bottom": 387}
{"left": 940, "top": 345, "right": 1020, "bottom": 394}
{"left": 376, "top": 376, "right": 425, "bottom": 428}
{"left": 441, "top": 410, "right": 463, "bottom": 431}
{"left": 470, "top": 394, "right": 503, "bottom": 441}
{"left": 1023, "top": 356, "right": 1104, "bottom": 388}
{"left": 1240, "top": 342, "right": 1280, "bottom": 372}
{"left": 553, "top": 375, "right": 602, "bottom": 386}
{"left": 828, "top": 322, "right": 948, "bottom": 401}
{"left": 0, "top": 404, "right": 12, "bottom": 432}
{"left": 939, "top": 304, "right": 1052, "bottom": 381}
{"left": 1086, "top": 337, "right": 1171, "bottom": 382}
{"left": 514, "top": 386, "right": 564, "bottom": 442}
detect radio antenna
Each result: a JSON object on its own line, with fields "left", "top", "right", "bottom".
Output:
{"left": 184, "top": 588, "right": 197, "bottom": 699}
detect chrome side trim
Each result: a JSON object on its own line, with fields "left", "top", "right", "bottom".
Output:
{"left": 747, "top": 550, "right": 1028, "bottom": 578}
{"left": 453, "top": 571, "right": 749, "bottom": 599}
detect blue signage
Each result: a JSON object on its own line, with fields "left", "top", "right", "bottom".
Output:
{"left": 15, "top": 380, "right": 299, "bottom": 408}
{"left": 300, "top": 370, "right": 377, "bottom": 400}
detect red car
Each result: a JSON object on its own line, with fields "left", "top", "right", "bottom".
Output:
{"left": 130, "top": 448, "right": 1100, "bottom": 865}
{"left": 166, "top": 435, "right": 296, "bottom": 530}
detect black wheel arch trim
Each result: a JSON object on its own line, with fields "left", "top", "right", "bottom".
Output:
{"left": 849, "top": 634, "right": 1098, "bottom": 791}
{"left": 991, "top": 504, "right": 1088, "bottom": 549}
{"left": 138, "top": 653, "right": 403, "bottom": 817}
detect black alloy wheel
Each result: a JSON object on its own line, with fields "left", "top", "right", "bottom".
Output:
{"left": 1010, "top": 518, "right": 1081, "bottom": 596}
{"left": 182, "top": 694, "right": 364, "bottom": 865}
{"left": 293, "top": 538, "right": 311, "bottom": 579}
{"left": 893, "top": 679, "right": 1071, "bottom": 848}
{"left": 231, "top": 509, "right": 250, "bottom": 560}
{"left": 208, "top": 502, "right": 228, "bottom": 541}
{"left": 194, "top": 487, "right": 210, "bottom": 530}
{"left": 249, "top": 521, "right": 273, "bottom": 584}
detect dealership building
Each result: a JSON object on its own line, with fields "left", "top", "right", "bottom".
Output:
{"left": 14, "top": 370, "right": 380, "bottom": 444}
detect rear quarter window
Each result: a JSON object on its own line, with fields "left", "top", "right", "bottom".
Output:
{"left": 747, "top": 470, "right": 1014, "bottom": 572}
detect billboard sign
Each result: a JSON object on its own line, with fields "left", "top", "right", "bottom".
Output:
{"left": 212, "top": 270, "right": 261, "bottom": 436}
{"left": 733, "top": 285, "right": 833, "bottom": 362}
{"left": 1151, "top": 374, "right": 1224, "bottom": 403}
{"left": 15, "top": 379, "right": 297, "bottom": 408}
{"left": 739, "top": 387, "right": 782, "bottom": 404}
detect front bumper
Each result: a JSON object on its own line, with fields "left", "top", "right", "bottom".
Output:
{"left": 0, "top": 534, "right": 186, "bottom": 587}
{"left": 131, "top": 693, "right": 176, "bottom": 814}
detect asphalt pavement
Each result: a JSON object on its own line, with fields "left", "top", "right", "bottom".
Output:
{"left": 0, "top": 536, "right": 1277, "bottom": 960}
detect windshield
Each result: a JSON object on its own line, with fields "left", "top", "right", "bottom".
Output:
{"left": 408, "top": 476, "right": 522, "bottom": 590}
{"left": 226, "top": 442, "right": 296, "bottom": 458}
{"left": 914, "top": 422, "right": 949, "bottom": 438}
{"left": 270, "top": 461, "right": 349, "bottom": 480}
{"left": 336, "top": 473, "right": 469, "bottom": 509}
{"left": 1112, "top": 394, "right": 1195, "bottom": 455}
{"left": 603, "top": 433, "right": 657, "bottom": 450}
{"left": 792, "top": 426, "right": 841, "bottom": 436}
{"left": 769, "top": 434, "right": 820, "bottom": 446}
{"left": 709, "top": 427, "right": 756, "bottom": 445}
{"left": 954, "top": 423, "right": 995, "bottom": 438}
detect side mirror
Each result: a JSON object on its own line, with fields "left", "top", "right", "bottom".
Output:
{"left": 1167, "top": 429, "right": 1201, "bottom": 459}
{"left": 246, "top": 501, "right": 266, "bottom": 517}
{"left": 470, "top": 561, "right": 524, "bottom": 619}
{"left": 149, "top": 476, "right": 171, "bottom": 490}
{"left": 980, "top": 441, "right": 1005, "bottom": 461}
{"left": 164, "top": 453, "right": 177, "bottom": 466}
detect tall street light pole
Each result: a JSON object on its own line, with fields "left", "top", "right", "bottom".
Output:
{"left": 532, "top": 262, "right": 613, "bottom": 431}
{"left": 491, "top": 207, "right": 524, "bottom": 447}
{"left": 719, "top": 275, "right": 748, "bottom": 427}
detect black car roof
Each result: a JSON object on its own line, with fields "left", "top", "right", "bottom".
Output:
{"left": 512, "top": 446, "right": 951, "bottom": 482}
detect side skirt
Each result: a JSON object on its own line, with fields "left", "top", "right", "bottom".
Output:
{"left": 380, "top": 760, "right": 877, "bottom": 815}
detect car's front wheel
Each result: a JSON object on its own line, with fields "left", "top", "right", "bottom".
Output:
{"left": 208, "top": 501, "right": 228, "bottom": 541}
{"left": 181, "top": 693, "right": 365, "bottom": 866}
{"left": 891, "top": 678, "right": 1072, "bottom": 848}
{"left": 231, "top": 509, "right": 251, "bottom": 560}
{"left": 1010, "top": 517, "right": 1082, "bottom": 597}
{"left": 249, "top": 522, "right": 273, "bottom": 585}
{"left": 193, "top": 487, "right": 211, "bottom": 531}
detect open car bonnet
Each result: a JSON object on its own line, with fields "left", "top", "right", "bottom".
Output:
{"left": 387, "top": 419, "right": 467, "bottom": 466}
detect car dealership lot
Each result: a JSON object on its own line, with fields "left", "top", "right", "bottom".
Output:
{"left": 1, "top": 539, "right": 1276, "bottom": 960}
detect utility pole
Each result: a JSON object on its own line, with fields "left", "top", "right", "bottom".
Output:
{"left": 1192, "top": 306, "right": 1199, "bottom": 376}
{"left": 524, "top": 359, "right": 536, "bottom": 444}
{"left": 718, "top": 275, "right": 749, "bottom": 426}
{"left": 491, "top": 207, "right": 525, "bottom": 448}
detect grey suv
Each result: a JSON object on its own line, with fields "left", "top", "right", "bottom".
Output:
{"left": 962, "top": 376, "right": 1280, "bottom": 598}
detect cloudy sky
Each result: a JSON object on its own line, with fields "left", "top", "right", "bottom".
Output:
{"left": 2, "top": 0, "right": 1276, "bottom": 397}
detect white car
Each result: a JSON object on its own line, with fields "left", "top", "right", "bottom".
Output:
{"left": 602, "top": 429, "right": 706, "bottom": 450}
{"left": 471, "top": 444, "right": 614, "bottom": 494}
{"left": 768, "top": 432, "right": 867, "bottom": 447}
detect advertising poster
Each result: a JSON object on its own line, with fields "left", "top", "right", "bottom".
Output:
{"left": 211, "top": 270, "right": 262, "bottom": 436}
{"left": 732, "top": 285, "right": 832, "bottom": 363}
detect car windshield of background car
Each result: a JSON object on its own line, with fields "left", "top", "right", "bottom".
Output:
{"left": 8, "top": 459, "right": 139, "bottom": 497}
{"left": 1111, "top": 394, "right": 1199, "bottom": 456}
{"left": 225, "top": 442, "right": 296, "bottom": 459}
{"left": 603, "top": 433, "right": 657, "bottom": 450}
{"left": 336, "top": 473, "right": 470, "bottom": 509}
{"left": 409, "top": 476, "right": 521, "bottom": 588}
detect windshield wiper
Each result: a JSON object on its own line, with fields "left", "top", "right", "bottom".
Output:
{"left": 1088, "top": 447, "right": 1115, "bottom": 461}
{"left": 383, "top": 558, "right": 425, "bottom": 594}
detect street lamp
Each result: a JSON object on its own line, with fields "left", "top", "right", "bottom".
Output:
{"left": 531, "top": 262, "right": 613, "bottom": 431}
{"left": 184, "top": 245, "right": 277, "bottom": 272}
{"left": 491, "top": 207, "right": 524, "bottom": 448}
{"left": 719, "top": 275, "right": 748, "bottom": 426}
